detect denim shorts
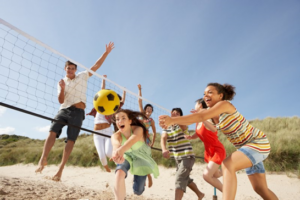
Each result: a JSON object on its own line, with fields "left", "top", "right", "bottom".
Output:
{"left": 115, "top": 159, "right": 147, "bottom": 195}
{"left": 49, "top": 106, "right": 85, "bottom": 143}
{"left": 238, "top": 147, "right": 269, "bottom": 175}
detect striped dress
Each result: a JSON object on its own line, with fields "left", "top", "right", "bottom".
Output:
{"left": 162, "top": 125, "right": 194, "bottom": 160}
{"left": 216, "top": 110, "right": 270, "bottom": 155}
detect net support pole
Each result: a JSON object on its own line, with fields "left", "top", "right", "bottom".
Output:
{"left": 213, "top": 187, "right": 217, "bottom": 200}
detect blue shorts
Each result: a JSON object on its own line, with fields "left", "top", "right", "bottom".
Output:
{"left": 115, "top": 159, "right": 147, "bottom": 195}
{"left": 238, "top": 147, "right": 269, "bottom": 175}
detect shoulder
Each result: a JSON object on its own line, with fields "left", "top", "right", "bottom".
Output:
{"left": 77, "top": 71, "right": 89, "bottom": 79}
{"left": 112, "top": 131, "right": 121, "bottom": 141}
{"left": 132, "top": 126, "right": 143, "bottom": 134}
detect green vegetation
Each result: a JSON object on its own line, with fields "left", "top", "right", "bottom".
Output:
{"left": 0, "top": 117, "right": 299, "bottom": 177}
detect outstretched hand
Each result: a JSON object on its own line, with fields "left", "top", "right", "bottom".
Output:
{"left": 106, "top": 42, "right": 115, "bottom": 54}
{"left": 111, "top": 148, "right": 125, "bottom": 164}
{"left": 137, "top": 84, "right": 142, "bottom": 90}
{"left": 158, "top": 115, "right": 173, "bottom": 129}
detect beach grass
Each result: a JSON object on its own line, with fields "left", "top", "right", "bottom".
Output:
{"left": 0, "top": 116, "right": 299, "bottom": 177}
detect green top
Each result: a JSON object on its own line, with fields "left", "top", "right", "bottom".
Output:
{"left": 121, "top": 130, "right": 159, "bottom": 178}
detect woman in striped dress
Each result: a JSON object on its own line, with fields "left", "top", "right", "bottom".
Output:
{"left": 159, "top": 83, "right": 278, "bottom": 200}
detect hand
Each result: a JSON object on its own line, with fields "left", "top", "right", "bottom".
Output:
{"left": 162, "top": 150, "right": 170, "bottom": 159}
{"left": 112, "top": 149, "right": 125, "bottom": 164}
{"left": 106, "top": 42, "right": 114, "bottom": 54}
{"left": 150, "top": 142, "right": 154, "bottom": 147}
{"left": 159, "top": 115, "right": 173, "bottom": 129}
{"left": 103, "top": 75, "right": 107, "bottom": 78}
{"left": 190, "top": 109, "right": 197, "bottom": 114}
{"left": 184, "top": 135, "right": 192, "bottom": 140}
{"left": 59, "top": 79, "right": 65, "bottom": 90}
{"left": 137, "top": 84, "right": 141, "bottom": 90}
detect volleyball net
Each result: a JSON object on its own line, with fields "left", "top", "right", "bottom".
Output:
{"left": 0, "top": 18, "right": 172, "bottom": 139}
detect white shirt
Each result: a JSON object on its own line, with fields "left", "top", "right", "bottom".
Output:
{"left": 58, "top": 70, "right": 89, "bottom": 110}
{"left": 94, "top": 112, "right": 110, "bottom": 124}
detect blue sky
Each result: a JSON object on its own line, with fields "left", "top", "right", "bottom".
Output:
{"left": 0, "top": 1, "right": 299, "bottom": 139}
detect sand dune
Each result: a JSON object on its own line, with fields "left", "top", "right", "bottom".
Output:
{"left": 0, "top": 163, "right": 299, "bottom": 200}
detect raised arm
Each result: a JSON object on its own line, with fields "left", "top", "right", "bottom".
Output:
{"left": 121, "top": 90, "right": 126, "bottom": 105}
{"left": 101, "top": 75, "right": 107, "bottom": 90}
{"left": 159, "top": 101, "right": 235, "bottom": 128}
{"left": 137, "top": 84, "right": 144, "bottom": 112}
{"left": 89, "top": 42, "right": 114, "bottom": 76}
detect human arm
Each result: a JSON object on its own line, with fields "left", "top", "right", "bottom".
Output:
{"left": 150, "top": 119, "right": 157, "bottom": 147}
{"left": 184, "top": 133, "right": 198, "bottom": 140}
{"left": 58, "top": 79, "right": 65, "bottom": 104}
{"left": 89, "top": 42, "right": 114, "bottom": 76}
{"left": 202, "top": 120, "right": 217, "bottom": 132}
{"left": 114, "top": 126, "right": 144, "bottom": 157}
{"left": 121, "top": 89, "right": 126, "bottom": 105}
{"left": 101, "top": 75, "right": 107, "bottom": 90}
{"left": 160, "top": 132, "right": 170, "bottom": 159}
{"left": 111, "top": 132, "right": 125, "bottom": 164}
{"left": 137, "top": 84, "right": 143, "bottom": 112}
{"left": 159, "top": 101, "right": 235, "bottom": 128}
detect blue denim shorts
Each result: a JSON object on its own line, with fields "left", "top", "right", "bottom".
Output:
{"left": 115, "top": 159, "right": 147, "bottom": 195}
{"left": 238, "top": 147, "right": 269, "bottom": 175}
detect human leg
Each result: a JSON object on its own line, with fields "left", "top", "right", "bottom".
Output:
{"left": 114, "top": 160, "right": 130, "bottom": 200}
{"left": 221, "top": 151, "right": 253, "bottom": 200}
{"left": 52, "top": 139, "right": 75, "bottom": 181}
{"left": 35, "top": 131, "right": 57, "bottom": 173}
{"left": 93, "top": 134, "right": 109, "bottom": 169}
{"left": 187, "top": 182, "right": 205, "bottom": 200}
{"left": 133, "top": 175, "right": 147, "bottom": 195}
{"left": 248, "top": 172, "right": 278, "bottom": 200}
{"left": 203, "top": 161, "right": 223, "bottom": 192}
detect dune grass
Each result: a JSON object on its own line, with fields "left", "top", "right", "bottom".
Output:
{"left": 0, "top": 117, "right": 299, "bottom": 177}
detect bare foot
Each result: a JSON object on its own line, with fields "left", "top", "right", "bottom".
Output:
{"left": 104, "top": 165, "right": 111, "bottom": 173}
{"left": 198, "top": 192, "right": 205, "bottom": 200}
{"left": 35, "top": 158, "right": 47, "bottom": 173}
{"left": 147, "top": 174, "right": 153, "bottom": 188}
{"left": 51, "top": 175, "right": 61, "bottom": 182}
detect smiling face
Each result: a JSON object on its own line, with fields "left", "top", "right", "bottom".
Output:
{"left": 115, "top": 112, "right": 132, "bottom": 133}
{"left": 65, "top": 64, "right": 77, "bottom": 79}
{"left": 145, "top": 106, "right": 153, "bottom": 117}
{"left": 203, "top": 86, "right": 223, "bottom": 107}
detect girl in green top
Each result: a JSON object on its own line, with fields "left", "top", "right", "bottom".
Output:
{"left": 111, "top": 109, "right": 159, "bottom": 200}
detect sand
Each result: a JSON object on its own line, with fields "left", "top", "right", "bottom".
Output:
{"left": 0, "top": 163, "right": 299, "bottom": 200}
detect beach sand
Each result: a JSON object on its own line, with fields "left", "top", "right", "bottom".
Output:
{"left": 0, "top": 163, "right": 299, "bottom": 200}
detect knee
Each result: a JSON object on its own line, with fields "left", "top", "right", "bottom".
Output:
{"left": 252, "top": 185, "right": 267, "bottom": 196}
{"left": 133, "top": 185, "right": 144, "bottom": 196}
{"left": 115, "top": 170, "right": 126, "bottom": 180}
{"left": 221, "top": 159, "right": 234, "bottom": 173}
{"left": 202, "top": 169, "right": 210, "bottom": 182}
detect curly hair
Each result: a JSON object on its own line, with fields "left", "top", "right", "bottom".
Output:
{"left": 207, "top": 83, "right": 236, "bottom": 101}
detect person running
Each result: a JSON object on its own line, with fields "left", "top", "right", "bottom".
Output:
{"left": 161, "top": 107, "right": 205, "bottom": 200}
{"left": 111, "top": 109, "right": 159, "bottom": 200}
{"left": 159, "top": 83, "right": 278, "bottom": 200}
{"left": 137, "top": 84, "right": 156, "bottom": 147}
{"left": 185, "top": 98, "right": 226, "bottom": 192}
{"left": 35, "top": 42, "right": 115, "bottom": 181}
{"left": 86, "top": 75, "right": 125, "bottom": 172}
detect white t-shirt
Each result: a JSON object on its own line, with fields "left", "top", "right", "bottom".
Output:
{"left": 58, "top": 70, "right": 89, "bottom": 110}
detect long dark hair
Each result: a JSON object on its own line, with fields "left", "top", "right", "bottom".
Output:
{"left": 171, "top": 108, "right": 183, "bottom": 116}
{"left": 112, "top": 109, "right": 149, "bottom": 143}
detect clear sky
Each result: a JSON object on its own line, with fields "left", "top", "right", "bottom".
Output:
{"left": 0, "top": 1, "right": 299, "bottom": 139}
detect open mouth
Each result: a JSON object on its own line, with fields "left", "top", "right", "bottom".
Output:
{"left": 119, "top": 125, "right": 125, "bottom": 129}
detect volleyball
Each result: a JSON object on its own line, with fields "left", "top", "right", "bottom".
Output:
{"left": 93, "top": 89, "right": 120, "bottom": 115}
